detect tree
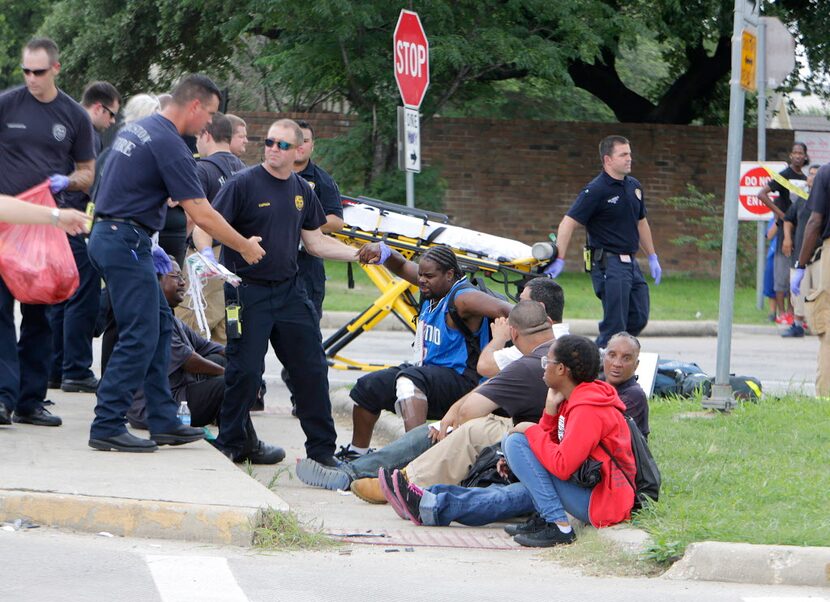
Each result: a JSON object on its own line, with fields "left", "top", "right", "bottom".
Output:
{"left": 0, "top": 0, "right": 51, "bottom": 91}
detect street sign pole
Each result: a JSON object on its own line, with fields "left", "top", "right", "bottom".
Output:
{"left": 705, "top": 0, "right": 759, "bottom": 411}
{"left": 756, "top": 13, "right": 767, "bottom": 310}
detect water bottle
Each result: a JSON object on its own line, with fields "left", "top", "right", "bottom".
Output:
{"left": 177, "top": 401, "right": 191, "bottom": 426}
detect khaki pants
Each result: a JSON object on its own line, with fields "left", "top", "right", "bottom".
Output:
{"left": 790, "top": 266, "right": 813, "bottom": 318}
{"left": 804, "top": 238, "right": 830, "bottom": 396}
{"left": 176, "top": 247, "right": 227, "bottom": 345}
{"left": 406, "top": 414, "right": 512, "bottom": 487}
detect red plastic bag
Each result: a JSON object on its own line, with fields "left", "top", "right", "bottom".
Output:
{"left": 0, "top": 180, "right": 79, "bottom": 304}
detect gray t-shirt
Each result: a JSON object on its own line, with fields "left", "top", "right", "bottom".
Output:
{"left": 169, "top": 317, "right": 224, "bottom": 400}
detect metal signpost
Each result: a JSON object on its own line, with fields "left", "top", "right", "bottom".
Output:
{"left": 393, "top": 9, "right": 429, "bottom": 208}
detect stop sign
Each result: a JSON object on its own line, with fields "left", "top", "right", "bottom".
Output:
{"left": 738, "top": 165, "right": 777, "bottom": 220}
{"left": 393, "top": 10, "right": 429, "bottom": 108}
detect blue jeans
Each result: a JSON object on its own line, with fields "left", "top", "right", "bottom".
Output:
{"left": 343, "top": 424, "right": 434, "bottom": 480}
{"left": 503, "top": 433, "right": 591, "bottom": 524}
{"left": 87, "top": 222, "right": 181, "bottom": 439}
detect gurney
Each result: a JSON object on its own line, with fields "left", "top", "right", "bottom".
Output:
{"left": 325, "top": 195, "right": 550, "bottom": 371}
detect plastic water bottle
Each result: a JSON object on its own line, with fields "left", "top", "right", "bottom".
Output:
{"left": 177, "top": 401, "right": 191, "bottom": 426}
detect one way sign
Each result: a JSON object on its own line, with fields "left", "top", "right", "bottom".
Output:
{"left": 398, "top": 106, "right": 421, "bottom": 173}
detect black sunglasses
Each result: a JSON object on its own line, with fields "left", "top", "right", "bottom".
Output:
{"left": 21, "top": 66, "right": 49, "bottom": 77}
{"left": 101, "top": 104, "right": 117, "bottom": 119}
{"left": 264, "top": 138, "right": 294, "bottom": 151}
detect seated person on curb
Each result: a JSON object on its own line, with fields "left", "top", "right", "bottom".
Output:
{"left": 296, "top": 289, "right": 561, "bottom": 492}
{"left": 380, "top": 335, "right": 637, "bottom": 549}
{"left": 126, "top": 257, "right": 261, "bottom": 431}
{"left": 337, "top": 243, "right": 513, "bottom": 460}
{"left": 349, "top": 327, "right": 649, "bottom": 504}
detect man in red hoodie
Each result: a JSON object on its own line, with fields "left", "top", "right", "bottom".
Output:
{"left": 381, "top": 335, "right": 636, "bottom": 548}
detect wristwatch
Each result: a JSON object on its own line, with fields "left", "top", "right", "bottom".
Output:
{"left": 50, "top": 208, "right": 60, "bottom": 226}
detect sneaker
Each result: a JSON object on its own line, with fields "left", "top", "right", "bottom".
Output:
{"left": 295, "top": 457, "right": 351, "bottom": 491}
{"left": 775, "top": 313, "right": 794, "bottom": 326}
{"left": 334, "top": 444, "right": 375, "bottom": 462}
{"left": 514, "top": 523, "right": 576, "bottom": 548}
{"left": 503, "top": 513, "right": 546, "bottom": 536}
{"left": 781, "top": 323, "right": 805, "bottom": 338}
{"left": 392, "top": 469, "right": 423, "bottom": 526}
{"left": 350, "top": 478, "right": 387, "bottom": 504}
{"left": 378, "top": 467, "right": 409, "bottom": 520}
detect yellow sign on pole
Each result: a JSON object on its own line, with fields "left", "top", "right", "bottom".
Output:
{"left": 741, "top": 29, "right": 757, "bottom": 92}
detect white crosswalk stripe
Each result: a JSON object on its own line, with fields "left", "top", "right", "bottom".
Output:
{"left": 146, "top": 555, "right": 249, "bottom": 602}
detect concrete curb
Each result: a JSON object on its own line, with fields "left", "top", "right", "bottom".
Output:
{"left": 0, "top": 489, "right": 283, "bottom": 547}
{"left": 321, "top": 312, "right": 777, "bottom": 337}
{"left": 664, "top": 541, "right": 830, "bottom": 587}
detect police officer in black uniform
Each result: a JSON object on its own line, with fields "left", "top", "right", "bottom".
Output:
{"left": 193, "top": 118, "right": 364, "bottom": 466}
{"left": 87, "top": 74, "right": 264, "bottom": 453}
{"left": 547, "top": 135, "right": 662, "bottom": 347}
{"left": 0, "top": 38, "right": 96, "bottom": 428}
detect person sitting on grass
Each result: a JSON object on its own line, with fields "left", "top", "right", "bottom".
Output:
{"left": 379, "top": 335, "right": 636, "bottom": 548}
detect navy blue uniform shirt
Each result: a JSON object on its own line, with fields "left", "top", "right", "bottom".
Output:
{"left": 807, "top": 164, "right": 830, "bottom": 242}
{"left": 567, "top": 171, "right": 647, "bottom": 255}
{"left": 297, "top": 160, "right": 343, "bottom": 219}
{"left": 212, "top": 165, "right": 326, "bottom": 280}
{"left": 94, "top": 113, "right": 205, "bottom": 231}
{"left": 0, "top": 86, "right": 95, "bottom": 195}
{"left": 197, "top": 151, "right": 247, "bottom": 203}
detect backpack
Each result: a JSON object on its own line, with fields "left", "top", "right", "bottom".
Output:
{"left": 601, "top": 414, "right": 661, "bottom": 510}
{"left": 459, "top": 443, "right": 513, "bottom": 488}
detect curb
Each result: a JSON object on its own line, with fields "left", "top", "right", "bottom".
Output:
{"left": 664, "top": 541, "right": 830, "bottom": 587}
{"left": 321, "top": 312, "right": 777, "bottom": 337}
{"left": 0, "top": 489, "right": 286, "bottom": 547}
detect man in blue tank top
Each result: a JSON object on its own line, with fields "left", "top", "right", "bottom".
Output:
{"left": 338, "top": 244, "right": 512, "bottom": 460}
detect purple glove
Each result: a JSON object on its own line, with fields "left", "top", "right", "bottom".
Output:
{"left": 151, "top": 243, "right": 173, "bottom": 276}
{"left": 543, "top": 258, "right": 565, "bottom": 279}
{"left": 199, "top": 246, "right": 219, "bottom": 267}
{"left": 373, "top": 241, "right": 391, "bottom": 265}
{"left": 791, "top": 268, "right": 805, "bottom": 296}
{"left": 648, "top": 253, "right": 662, "bottom": 285}
{"left": 49, "top": 174, "right": 70, "bottom": 194}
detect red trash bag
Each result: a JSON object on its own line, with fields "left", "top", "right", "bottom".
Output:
{"left": 0, "top": 180, "right": 79, "bottom": 304}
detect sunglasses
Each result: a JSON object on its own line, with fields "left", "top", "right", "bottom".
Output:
{"left": 21, "top": 66, "right": 50, "bottom": 77}
{"left": 264, "top": 138, "right": 294, "bottom": 151}
{"left": 101, "top": 104, "right": 117, "bottom": 119}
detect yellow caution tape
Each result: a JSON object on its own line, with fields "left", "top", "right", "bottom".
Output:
{"left": 761, "top": 164, "right": 809, "bottom": 199}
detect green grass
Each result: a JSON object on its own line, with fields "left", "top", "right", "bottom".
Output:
{"left": 634, "top": 394, "right": 830, "bottom": 561}
{"left": 322, "top": 261, "right": 772, "bottom": 324}
{"left": 253, "top": 509, "right": 340, "bottom": 551}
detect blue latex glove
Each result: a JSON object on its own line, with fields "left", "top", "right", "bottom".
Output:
{"left": 199, "top": 246, "right": 219, "bottom": 267}
{"left": 151, "top": 243, "right": 173, "bottom": 276}
{"left": 791, "top": 268, "right": 805, "bottom": 296}
{"left": 373, "top": 241, "right": 391, "bottom": 265}
{"left": 543, "top": 258, "right": 565, "bottom": 279}
{"left": 648, "top": 253, "right": 662, "bottom": 285}
{"left": 49, "top": 174, "right": 70, "bottom": 194}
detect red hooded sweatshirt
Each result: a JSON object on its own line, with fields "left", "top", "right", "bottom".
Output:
{"left": 524, "top": 380, "right": 636, "bottom": 527}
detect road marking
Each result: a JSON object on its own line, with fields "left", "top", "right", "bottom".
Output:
{"left": 742, "top": 598, "right": 828, "bottom": 602}
{"left": 146, "top": 555, "right": 248, "bottom": 602}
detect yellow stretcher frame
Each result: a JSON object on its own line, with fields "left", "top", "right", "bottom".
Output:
{"left": 324, "top": 219, "right": 545, "bottom": 372}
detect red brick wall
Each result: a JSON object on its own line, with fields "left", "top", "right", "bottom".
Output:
{"left": 236, "top": 112, "right": 793, "bottom": 275}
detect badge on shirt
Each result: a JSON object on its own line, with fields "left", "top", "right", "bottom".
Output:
{"left": 294, "top": 195, "right": 304, "bottom": 210}
{"left": 52, "top": 124, "right": 67, "bottom": 142}
{"left": 635, "top": 188, "right": 642, "bottom": 200}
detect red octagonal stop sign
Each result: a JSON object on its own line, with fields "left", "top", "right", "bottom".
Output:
{"left": 394, "top": 10, "right": 429, "bottom": 108}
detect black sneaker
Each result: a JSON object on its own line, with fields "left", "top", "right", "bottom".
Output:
{"left": 514, "top": 523, "right": 577, "bottom": 548}
{"left": 334, "top": 444, "right": 375, "bottom": 462}
{"left": 392, "top": 469, "right": 423, "bottom": 526}
{"left": 504, "top": 513, "right": 546, "bottom": 536}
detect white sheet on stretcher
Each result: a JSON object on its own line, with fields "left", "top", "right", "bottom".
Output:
{"left": 343, "top": 203, "right": 533, "bottom": 262}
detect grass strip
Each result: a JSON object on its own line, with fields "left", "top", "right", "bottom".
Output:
{"left": 253, "top": 509, "right": 340, "bottom": 551}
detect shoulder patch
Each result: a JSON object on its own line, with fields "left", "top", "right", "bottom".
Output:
{"left": 635, "top": 188, "right": 642, "bottom": 200}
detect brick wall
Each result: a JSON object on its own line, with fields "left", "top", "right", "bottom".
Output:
{"left": 236, "top": 112, "right": 793, "bottom": 275}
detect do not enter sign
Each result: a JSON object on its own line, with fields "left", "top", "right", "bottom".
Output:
{"left": 394, "top": 10, "right": 429, "bottom": 108}
{"left": 738, "top": 161, "right": 786, "bottom": 221}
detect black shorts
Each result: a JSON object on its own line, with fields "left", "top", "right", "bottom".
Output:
{"left": 350, "top": 363, "right": 478, "bottom": 420}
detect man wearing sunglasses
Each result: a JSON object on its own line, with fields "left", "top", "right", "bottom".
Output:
{"left": 193, "top": 119, "right": 365, "bottom": 466}
{"left": 0, "top": 38, "right": 96, "bottom": 428}
{"left": 48, "top": 81, "right": 121, "bottom": 396}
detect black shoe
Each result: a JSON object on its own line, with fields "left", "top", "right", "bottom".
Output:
{"left": 13, "top": 407, "right": 62, "bottom": 427}
{"left": 237, "top": 441, "right": 286, "bottom": 465}
{"left": 504, "top": 513, "right": 546, "bottom": 536}
{"left": 47, "top": 379, "right": 61, "bottom": 390}
{"left": 150, "top": 424, "right": 205, "bottom": 446}
{"left": 334, "top": 444, "right": 375, "bottom": 462}
{"left": 392, "top": 469, "right": 424, "bottom": 526}
{"left": 514, "top": 523, "right": 577, "bottom": 548}
{"left": 89, "top": 432, "right": 158, "bottom": 452}
{"left": 0, "top": 404, "right": 10, "bottom": 425}
{"left": 61, "top": 376, "right": 99, "bottom": 393}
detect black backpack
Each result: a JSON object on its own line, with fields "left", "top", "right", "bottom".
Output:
{"left": 459, "top": 443, "right": 514, "bottom": 488}
{"left": 601, "top": 414, "right": 661, "bottom": 510}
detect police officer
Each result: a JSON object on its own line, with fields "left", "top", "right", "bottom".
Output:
{"left": 88, "top": 74, "right": 265, "bottom": 453}
{"left": 193, "top": 118, "right": 363, "bottom": 465}
{"left": 547, "top": 135, "right": 661, "bottom": 347}
{"left": 49, "top": 81, "right": 121, "bottom": 395}
{"left": 0, "top": 37, "right": 96, "bottom": 428}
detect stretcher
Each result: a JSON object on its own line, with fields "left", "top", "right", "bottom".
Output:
{"left": 325, "top": 195, "right": 549, "bottom": 371}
